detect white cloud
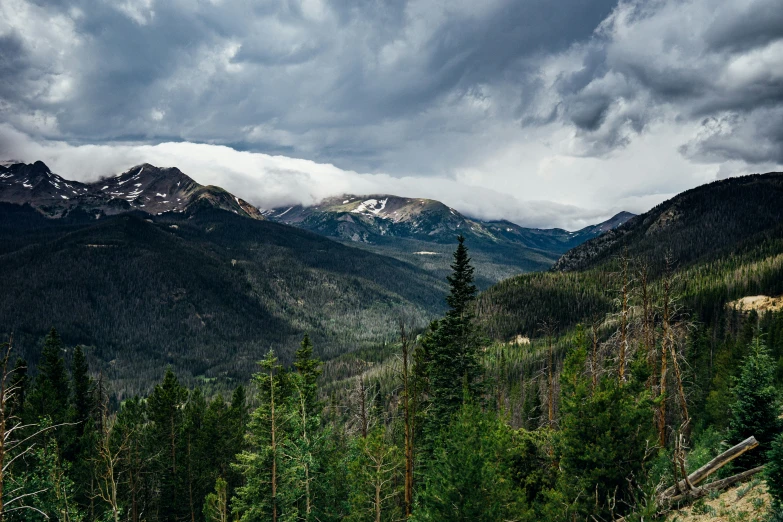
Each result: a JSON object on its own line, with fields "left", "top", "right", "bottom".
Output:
{"left": 1, "top": 0, "right": 781, "bottom": 230}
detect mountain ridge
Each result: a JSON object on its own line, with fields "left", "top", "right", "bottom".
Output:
{"left": 264, "top": 194, "right": 634, "bottom": 285}
{"left": 0, "top": 161, "right": 263, "bottom": 220}
{"left": 1, "top": 161, "right": 634, "bottom": 286}
{"left": 477, "top": 171, "right": 783, "bottom": 341}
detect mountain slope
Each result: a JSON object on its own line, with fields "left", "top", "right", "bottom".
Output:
{"left": 0, "top": 161, "right": 263, "bottom": 219}
{"left": 0, "top": 202, "right": 446, "bottom": 397}
{"left": 265, "top": 195, "right": 633, "bottom": 286}
{"left": 477, "top": 172, "right": 783, "bottom": 341}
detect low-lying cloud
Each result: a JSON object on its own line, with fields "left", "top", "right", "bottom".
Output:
{"left": 1, "top": 0, "right": 781, "bottom": 229}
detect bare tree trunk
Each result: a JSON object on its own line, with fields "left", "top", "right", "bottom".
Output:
{"left": 375, "top": 460, "right": 382, "bottom": 522}
{"left": 188, "top": 438, "right": 195, "bottom": 522}
{"left": 0, "top": 338, "right": 9, "bottom": 521}
{"left": 547, "top": 333, "right": 554, "bottom": 428}
{"left": 659, "top": 261, "right": 672, "bottom": 447}
{"left": 639, "top": 263, "right": 656, "bottom": 391}
{"left": 591, "top": 323, "right": 599, "bottom": 393}
{"left": 618, "top": 249, "right": 629, "bottom": 383}
{"left": 270, "top": 365, "right": 278, "bottom": 522}
{"left": 399, "top": 319, "right": 414, "bottom": 518}
{"left": 660, "top": 436, "right": 758, "bottom": 499}
{"left": 360, "top": 375, "right": 368, "bottom": 439}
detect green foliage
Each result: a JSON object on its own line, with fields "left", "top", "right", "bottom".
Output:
{"left": 0, "top": 204, "right": 445, "bottom": 397}
{"left": 27, "top": 328, "right": 71, "bottom": 426}
{"left": 413, "top": 402, "right": 525, "bottom": 522}
{"left": 478, "top": 173, "right": 783, "bottom": 340}
{"left": 345, "top": 427, "right": 402, "bottom": 522}
{"left": 728, "top": 337, "right": 782, "bottom": 470}
{"left": 418, "top": 236, "right": 483, "bottom": 442}
{"left": 7, "top": 433, "right": 83, "bottom": 522}
{"left": 553, "top": 347, "right": 655, "bottom": 521}
{"left": 766, "top": 432, "right": 783, "bottom": 513}
{"left": 147, "top": 368, "right": 189, "bottom": 521}
{"left": 203, "top": 477, "right": 229, "bottom": 522}
{"left": 71, "top": 345, "right": 94, "bottom": 434}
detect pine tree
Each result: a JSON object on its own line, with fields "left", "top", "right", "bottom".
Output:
{"left": 69, "top": 346, "right": 96, "bottom": 514}
{"left": 287, "top": 341, "right": 325, "bottom": 521}
{"left": 420, "top": 236, "right": 482, "bottom": 440}
{"left": 346, "top": 426, "right": 402, "bottom": 522}
{"left": 114, "top": 396, "right": 149, "bottom": 522}
{"left": 203, "top": 477, "right": 229, "bottom": 522}
{"left": 414, "top": 402, "right": 523, "bottom": 521}
{"left": 766, "top": 432, "right": 783, "bottom": 516}
{"left": 27, "top": 328, "right": 70, "bottom": 425}
{"left": 554, "top": 345, "right": 654, "bottom": 520}
{"left": 294, "top": 334, "right": 322, "bottom": 416}
{"left": 233, "top": 350, "right": 289, "bottom": 522}
{"left": 147, "top": 368, "right": 189, "bottom": 522}
{"left": 728, "top": 336, "right": 781, "bottom": 470}
{"left": 184, "top": 388, "right": 209, "bottom": 522}
{"left": 71, "top": 346, "right": 93, "bottom": 437}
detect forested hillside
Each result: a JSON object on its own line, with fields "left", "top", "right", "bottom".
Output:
{"left": 0, "top": 203, "right": 445, "bottom": 396}
{"left": 4, "top": 172, "right": 783, "bottom": 522}
{"left": 477, "top": 172, "right": 783, "bottom": 341}
{"left": 6, "top": 225, "right": 783, "bottom": 522}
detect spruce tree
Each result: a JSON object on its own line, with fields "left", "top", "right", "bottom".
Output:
{"left": 415, "top": 402, "right": 523, "bottom": 521}
{"left": 27, "top": 328, "right": 70, "bottom": 425}
{"left": 147, "top": 368, "right": 189, "bottom": 522}
{"left": 294, "top": 334, "right": 322, "bottom": 416}
{"left": 766, "top": 432, "right": 783, "bottom": 514}
{"left": 71, "top": 346, "right": 94, "bottom": 436}
{"left": 728, "top": 336, "right": 781, "bottom": 470}
{"left": 233, "top": 350, "right": 290, "bottom": 522}
{"left": 553, "top": 345, "right": 654, "bottom": 520}
{"left": 420, "top": 236, "right": 482, "bottom": 439}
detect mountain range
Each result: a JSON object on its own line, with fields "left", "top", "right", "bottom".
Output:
{"left": 0, "top": 160, "right": 627, "bottom": 394}
{"left": 0, "top": 161, "right": 632, "bottom": 287}
{"left": 0, "top": 160, "right": 263, "bottom": 219}
{"left": 2, "top": 160, "right": 782, "bottom": 396}
{"left": 264, "top": 195, "right": 633, "bottom": 286}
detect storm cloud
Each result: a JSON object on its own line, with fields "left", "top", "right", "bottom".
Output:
{"left": 0, "top": 0, "right": 781, "bottom": 228}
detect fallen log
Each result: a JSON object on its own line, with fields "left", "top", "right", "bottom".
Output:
{"left": 666, "top": 465, "right": 764, "bottom": 504}
{"left": 615, "top": 465, "right": 765, "bottom": 522}
{"left": 659, "top": 436, "right": 758, "bottom": 499}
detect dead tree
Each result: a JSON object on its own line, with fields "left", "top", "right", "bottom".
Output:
{"left": 538, "top": 322, "right": 557, "bottom": 429}
{"left": 618, "top": 248, "right": 631, "bottom": 383}
{"left": 638, "top": 262, "right": 656, "bottom": 391}
{"left": 93, "top": 387, "right": 131, "bottom": 522}
{"left": 0, "top": 335, "right": 71, "bottom": 519}
{"left": 398, "top": 318, "right": 414, "bottom": 518}
{"left": 590, "top": 321, "right": 600, "bottom": 393}
{"left": 658, "top": 257, "right": 673, "bottom": 447}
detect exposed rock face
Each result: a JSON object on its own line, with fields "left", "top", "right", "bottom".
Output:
{"left": 0, "top": 162, "right": 264, "bottom": 220}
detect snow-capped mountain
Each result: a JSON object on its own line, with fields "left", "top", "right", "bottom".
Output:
{"left": 0, "top": 161, "right": 263, "bottom": 220}
{"left": 264, "top": 195, "right": 634, "bottom": 284}
{"left": 264, "top": 194, "right": 632, "bottom": 251}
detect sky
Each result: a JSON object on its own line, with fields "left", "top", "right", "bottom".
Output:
{"left": 1, "top": 0, "right": 781, "bottom": 230}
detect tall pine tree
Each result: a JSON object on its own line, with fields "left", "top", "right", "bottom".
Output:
{"left": 147, "top": 368, "right": 189, "bottom": 522}
{"left": 418, "top": 236, "right": 482, "bottom": 440}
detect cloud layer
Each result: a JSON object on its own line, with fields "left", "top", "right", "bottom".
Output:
{"left": 1, "top": 0, "right": 781, "bottom": 228}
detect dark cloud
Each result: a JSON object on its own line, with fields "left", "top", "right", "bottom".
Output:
{"left": 0, "top": 0, "right": 781, "bottom": 224}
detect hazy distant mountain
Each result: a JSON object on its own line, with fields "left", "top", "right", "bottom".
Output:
{"left": 264, "top": 195, "right": 634, "bottom": 286}
{"left": 0, "top": 161, "right": 263, "bottom": 220}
